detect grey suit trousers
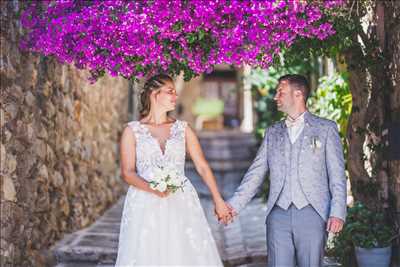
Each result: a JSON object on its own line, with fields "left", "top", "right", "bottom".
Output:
{"left": 266, "top": 204, "right": 327, "bottom": 267}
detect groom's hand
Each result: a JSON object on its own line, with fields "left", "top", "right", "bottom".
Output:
{"left": 327, "top": 217, "right": 344, "bottom": 233}
{"left": 218, "top": 214, "right": 233, "bottom": 225}
{"left": 226, "top": 203, "right": 238, "bottom": 217}
{"left": 217, "top": 203, "right": 238, "bottom": 225}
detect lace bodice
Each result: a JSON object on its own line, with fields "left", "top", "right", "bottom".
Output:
{"left": 127, "top": 120, "right": 187, "bottom": 182}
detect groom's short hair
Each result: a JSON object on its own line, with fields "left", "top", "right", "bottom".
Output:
{"left": 278, "top": 74, "right": 310, "bottom": 101}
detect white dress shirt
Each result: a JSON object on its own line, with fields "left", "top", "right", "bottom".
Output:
{"left": 285, "top": 112, "right": 306, "bottom": 144}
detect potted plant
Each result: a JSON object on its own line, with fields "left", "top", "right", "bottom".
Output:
{"left": 329, "top": 202, "right": 398, "bottom": 267}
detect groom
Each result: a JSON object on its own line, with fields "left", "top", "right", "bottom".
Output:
{"left": 226, "top": 74, "right": 347, "bottom": 267}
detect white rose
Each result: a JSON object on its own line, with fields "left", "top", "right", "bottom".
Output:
{"left": 149, "top": 182, "right": 157, "bottom": 190}
{"left": 169, "top": 177, "right": 181, "bottom": 187}
{"left": 156, "top": 181, "right": 167, "bottom": 192}
{"left": 162, "top": 169, "right": 170, "bottom": 178}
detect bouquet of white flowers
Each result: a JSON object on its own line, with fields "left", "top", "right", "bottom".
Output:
{"left": 149, "top": 164, "right": 186, "bottom": 193}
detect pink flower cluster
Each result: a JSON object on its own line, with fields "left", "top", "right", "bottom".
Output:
{"left": 20, "top": 0, "right": 343, "bottom": 82}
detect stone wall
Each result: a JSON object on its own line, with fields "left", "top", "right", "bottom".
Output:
{"left": 1, "top": 2, "right": 129, "bottom": 266}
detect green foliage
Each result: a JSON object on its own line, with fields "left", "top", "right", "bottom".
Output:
{"left": 308, "top": 72, "right": 352, "bottom": 157}
{"left": 282, "top": 2, "right": 366, "bottom": 67}
{"left": 249, "top": 61, "right": 312, "bottom": 140}
{"left": 248, "top": 67, "right": 282, "bottom": 140}
{"left": 329, "top": 202, "right": 395, "bottom": 266}
{"left": 283, "top": 1, "right": 384, "bottom": 75}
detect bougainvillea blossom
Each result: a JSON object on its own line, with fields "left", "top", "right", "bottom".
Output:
{"left": 21, "top": 0, "right": 343, "bottom": 81}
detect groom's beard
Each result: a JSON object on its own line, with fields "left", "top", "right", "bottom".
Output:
{"left": 276, "top": 104, "right": 286, "bottom": 114}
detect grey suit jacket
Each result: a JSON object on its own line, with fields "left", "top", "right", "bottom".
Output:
{"left": 229, "top": 111, "right": 347, "bottom": 222}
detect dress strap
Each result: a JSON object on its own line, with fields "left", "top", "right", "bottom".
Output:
{"left": 171, "top": 120, "right": 187, "bottom": 140}
{"left": 126, "top": 121, "right": 147, "bottom": 139}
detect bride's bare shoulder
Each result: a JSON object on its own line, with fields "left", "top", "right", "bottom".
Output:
{"left": 121, "top": 121, "right": 140, "bottom": 140}
{"left": 123, "top": 120, "right": 140, "bottom": 131}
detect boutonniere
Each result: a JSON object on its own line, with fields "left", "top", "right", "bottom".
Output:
{"left": 310, "top": 136, "right": 322, "bottom": 152}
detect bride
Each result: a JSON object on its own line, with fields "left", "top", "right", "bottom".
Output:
{"left": 115, "top": 74, "right": 232, "bottom": 266}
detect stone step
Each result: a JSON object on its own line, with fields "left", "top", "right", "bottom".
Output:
{"left": 186, "top": 131, "right": 258, "bottom": 199}
{"left": 188, "top": 131, "right": 257, "bottom": 170}
{"left": 197, "top": 131, "right": 258, "bottom": 150}
{"left": 51, "top": 199, "right": 124, "bottom": 265}
{"left": 185, "top": 167, "right": 253, "bottom": 199}
{"left": 197, "top": 130, "right": 255, "bottom": 139}
{"left": 185, "top": 159, "right": 253, "bottom": 171}
{"left": 193, "top": 146, "right": 257, "bottom": 161}
{"left": 199, "top": 138, "right": 257, "bottom": 148}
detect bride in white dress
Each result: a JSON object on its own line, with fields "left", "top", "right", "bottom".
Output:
{"left": 115, "top": 74, "right": 232, "bottom": 266}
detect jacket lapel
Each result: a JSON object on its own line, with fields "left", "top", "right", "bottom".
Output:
{"left": 277, "top": 121, "right": 288, "bottom": 178}
{"left": 278, "top": 121, "right": 286, "bottom": 157}
{"left": 300, "top": 111, "right": 317, "bottom": 155}
{"left": 299, "top": 122, "right": 311, "bottom": 154}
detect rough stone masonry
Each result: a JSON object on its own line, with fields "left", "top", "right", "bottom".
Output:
{"left": 1, "top": 1, "right": 131, "bottom": 266}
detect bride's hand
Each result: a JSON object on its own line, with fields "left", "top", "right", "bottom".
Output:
{"left": 152, "top": 189, "right": 170, "bottom": 198}
{"left": 214, "top": 200, "right": 233, "bottom": 225}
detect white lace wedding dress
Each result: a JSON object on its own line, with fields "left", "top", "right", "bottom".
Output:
{"left": 115, "top": 120, "right": 223, "bottom": 267}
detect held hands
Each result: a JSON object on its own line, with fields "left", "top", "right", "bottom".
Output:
{"left": 214, "top": 200, "right": 237, "bottom": 225}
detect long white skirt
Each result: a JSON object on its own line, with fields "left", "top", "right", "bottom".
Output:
{"left": 115, "top": 180, "right": 223, "bottom": 267}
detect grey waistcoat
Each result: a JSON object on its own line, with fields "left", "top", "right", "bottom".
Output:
{"left": 276, "top": 128, "right": 309, "bottom": 210}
